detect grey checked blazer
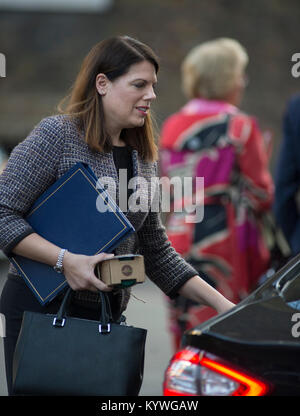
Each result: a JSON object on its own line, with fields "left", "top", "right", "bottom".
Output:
{"left": 0, "top": 115, "right": 197, "bottom": 315}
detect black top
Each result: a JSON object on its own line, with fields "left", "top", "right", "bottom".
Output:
{"left": 112, "top": 146, "right": 134, "bottom": 210}
{"left": 112, "top": 145, "right": 133, "bottom": 180}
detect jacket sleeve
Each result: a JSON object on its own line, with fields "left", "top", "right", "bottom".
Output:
{"left": 137, "top": 163, "right": 197, "bottom": 298}
{"left": 0, "top": 116, "right": 65, "bottom": 255}
{"left": 274, "top": 96, "right": 300, "bottom": 248}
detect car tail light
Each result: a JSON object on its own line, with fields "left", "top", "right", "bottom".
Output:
{"left": 163, "top": 347, "right": 270, "bottom": 396}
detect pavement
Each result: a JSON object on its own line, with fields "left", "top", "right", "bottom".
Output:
{"left": 0, "top": 260, "right": 173, "bottom": 396}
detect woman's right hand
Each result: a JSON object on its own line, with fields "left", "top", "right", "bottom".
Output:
{"left": 63, "top": 251, "right": 114, "bottom": 292}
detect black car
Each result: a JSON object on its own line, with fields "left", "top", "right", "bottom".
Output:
{"left": 163, "top": 254, "right": 300, "bottom": 396}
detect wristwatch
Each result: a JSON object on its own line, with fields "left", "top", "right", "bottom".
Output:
{"left": 54, "top": 248, "right": 67, "bottom": 273}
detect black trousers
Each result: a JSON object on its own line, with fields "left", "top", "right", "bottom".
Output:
{"left": 0, "top": 275, "right": 103, "bottom": 395}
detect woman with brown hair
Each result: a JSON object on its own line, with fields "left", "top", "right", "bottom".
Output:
{"left": 0, "top": 35, "right": 234, "bottom": 395}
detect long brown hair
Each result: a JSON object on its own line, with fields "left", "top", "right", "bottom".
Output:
{"left": 58, "top": 36, "right": 159, "bottom": 162}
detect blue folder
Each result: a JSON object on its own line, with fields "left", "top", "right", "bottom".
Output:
{"left": 10, "top": 162, "right": 135, "bottom": 305}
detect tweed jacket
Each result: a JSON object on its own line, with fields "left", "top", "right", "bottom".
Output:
{"left": 0, "top": 115, "right": 197, "bottom": 314}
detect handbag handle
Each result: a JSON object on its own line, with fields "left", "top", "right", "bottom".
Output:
{"left": 53, "top": 288, "right": 113, "bottom": 333}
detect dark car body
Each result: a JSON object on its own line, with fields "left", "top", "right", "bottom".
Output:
{"left": 163, "top": 254, "right": 300, "bottom": 396}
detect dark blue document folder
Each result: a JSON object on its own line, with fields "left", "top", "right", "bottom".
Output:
{"left": 10, "top": 163, "right": 135, "bottom": 305}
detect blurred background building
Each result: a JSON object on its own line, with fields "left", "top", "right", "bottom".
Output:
{"left": 0, "top": 0, "right": 299, "bottom": 170}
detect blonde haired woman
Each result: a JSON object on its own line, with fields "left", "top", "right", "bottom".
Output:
{"left": 182, "top": 37, "right": 249, "bottom": 103}
{"left": 160, "top": 38, "right": 274, "bottom": 351}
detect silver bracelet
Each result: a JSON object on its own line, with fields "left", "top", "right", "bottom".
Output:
{"left": 53, "top": 248, "right": 67, "bottom": 273}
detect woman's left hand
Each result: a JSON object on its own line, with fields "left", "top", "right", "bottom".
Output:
{"left": 179, "top": 275, "right": 236, "bottom": 314}
{"left": 215, "top": 299, "right": 236, "bottom": 314}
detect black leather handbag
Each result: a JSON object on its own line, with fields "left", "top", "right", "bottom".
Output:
{"left": 12, "top": 288, "right": 147, "bottom": 396}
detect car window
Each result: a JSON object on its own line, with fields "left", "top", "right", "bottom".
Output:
{"left": 280, "top": 273, "right": 300, "bottom": 307}
{"left": 287, "top": 300, "right": 300, "bottom": 310}
{"left": 239, "top": 254, "right": 300, "bottom": 307}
